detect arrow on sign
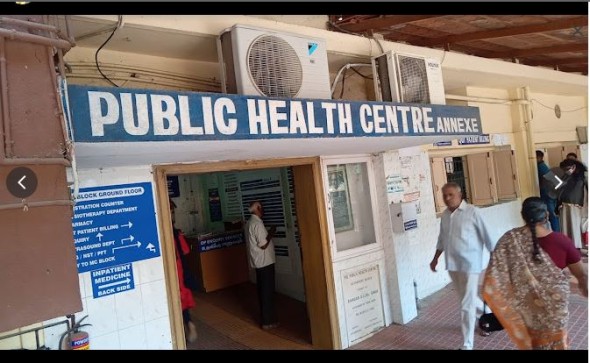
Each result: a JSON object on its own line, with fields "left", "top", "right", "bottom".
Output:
{"left": 98, "top": 278, "right": 131, "bottom": 290}
{"left": 96, "top": 232, "right": 103, "bottom": 242}
{"left": 554, "top": 175, "right": 564, "bottom": 189}
{"left": 121, "top": 235, "right": 134, "bottom": 244}
{"left": 146, "top": 243, "right": 156, "bottom": 252}
{"left": 120, "top": 221, "right": 133, "bottom": 229}
{"left": 112, "top": 241, "right": 142, "bottom": 253}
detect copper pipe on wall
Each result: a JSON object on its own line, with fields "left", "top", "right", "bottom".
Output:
{"left": 0, "top": 36, "right": 11, "bottom": 158}
{"left": 0, "top": 16, "right": 61, "bottom": 34}
{"left": 64, "top": 16, "right": 75, "bottom": 44}
{"left": 46, "top": 45, "right": 71, "bottom": 160}
{"left": 0, "top": 157, "right": 70, "bottom": 166}
{"left": 0, "top": 28, "right": 72, "bottom": 51}
{"left": 0, "top": 199, "right": 73, "bottom": 211}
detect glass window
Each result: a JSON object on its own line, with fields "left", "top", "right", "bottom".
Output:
{"left": 327, "top": 162, "right": 377, "bottom": 252}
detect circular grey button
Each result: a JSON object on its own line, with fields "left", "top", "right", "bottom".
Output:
{"left": 6, "top": 167, "right": 38, "bottom": 198}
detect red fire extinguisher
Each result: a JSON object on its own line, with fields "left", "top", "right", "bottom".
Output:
{"left": 59, "top": 315, "right": 91, "bottom": 350}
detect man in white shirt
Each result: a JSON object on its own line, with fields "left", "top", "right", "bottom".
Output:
{"left": 245, "top": 200, "right": 278, "bottom": 330}
{"left": 430, "top": 182, "right": 496, "bottom": 350}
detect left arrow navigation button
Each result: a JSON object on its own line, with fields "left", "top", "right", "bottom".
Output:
{"left": 6, "top": 167, "right": 38, "bottom": 198}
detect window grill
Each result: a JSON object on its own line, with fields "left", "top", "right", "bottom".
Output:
{"left": 445, "top": 156, "right": 470, "bottom": 203}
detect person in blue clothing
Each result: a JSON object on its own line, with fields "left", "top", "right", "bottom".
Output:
{"left": 536, "top": 150, "right": 560, "bottom": 232}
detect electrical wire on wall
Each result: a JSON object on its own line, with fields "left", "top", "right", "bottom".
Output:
{"left": 95, "top": 15, "right": 123, "bottom": 88}
{"left": 330, "top": 63, "right": 372, "bottom": 98}
{"left": 531, "top": 99, "right": 587, "bottom": 113}
{"left": 67, "top": 61, "right": 221, "bottom": 92}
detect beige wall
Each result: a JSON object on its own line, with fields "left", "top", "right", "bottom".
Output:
{"left": 530, "top": 92, "right": 587, "bottom": 145}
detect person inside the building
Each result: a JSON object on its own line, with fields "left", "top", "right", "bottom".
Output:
{"left": 429, "top": 182, "right": 496, "bottom": 350}
{"left": 556, "top": 158, "right": 587, "bottom": 254}
{"left": 483, "top": 197, "right": 587, "bottom": 350}
{"left": 566, "top": 152, "right": 578, "bottom": 160}
{"left": 245, "top": 200, "right": 279, "bottom": 330}
{"left": 170, "top": 199, "right": 198, "bottom": 343}
{"left": 536, "top": 150, "right": 560, "bottom": 232}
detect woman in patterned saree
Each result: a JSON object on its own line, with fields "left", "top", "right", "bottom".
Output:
{"left": 483, "top": 197, "right": 587, "bottom": 350}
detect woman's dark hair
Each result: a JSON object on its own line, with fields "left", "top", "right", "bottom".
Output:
{"left": 521, "top": 197, "right": 548, "bottom": 262}
{"left": 559, "top": 158, "right": 587, "bottom": 174}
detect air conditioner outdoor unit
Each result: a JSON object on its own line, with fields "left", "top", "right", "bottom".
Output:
{"left": 218, "top": 24, "right": 332, "bottom": 99}
{"left": 371, "top": 51, "right": 446, "bottom": 105}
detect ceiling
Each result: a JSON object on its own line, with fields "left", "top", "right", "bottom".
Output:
{"left": 328, "top": 15, "right": 588, "bottom": 75}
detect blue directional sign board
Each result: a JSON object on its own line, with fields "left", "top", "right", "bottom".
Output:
{"left": 458, "top": 134, "right": 490, "bottom": 145}
{"left": 91, "top": 263, "right": 135, "bottom": 298}
{"left": 72, "top": 182, "right": 161, "bottom": 273}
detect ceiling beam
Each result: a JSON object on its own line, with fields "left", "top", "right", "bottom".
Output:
{"left": 417, "top": 16, "right": 588, "bottom": 47}
{"left": 483, "top": 43, "right": 587, "bottom": 59}
{"left": 557, "top": 64, "right": 588, "bottom": 74}
{"left": 336, "top": 15, "right": 443, "bottom": 33}
{"left": 522, "top": 57, "right": 587, "bottom": 66}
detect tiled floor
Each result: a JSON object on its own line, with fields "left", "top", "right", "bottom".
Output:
{"left": 189, "top": 278, "right": 588, "bottom": 350}
{"left": 350, "top": 281, "right": 588, "bottom": 350}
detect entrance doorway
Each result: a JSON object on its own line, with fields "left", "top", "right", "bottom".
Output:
{"left": 153, "top": 157, "right": 339, "bottom": 350}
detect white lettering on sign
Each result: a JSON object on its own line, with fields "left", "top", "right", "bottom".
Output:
{"left": 85, "top": 89, "right": 481, "bottom": 139}
{"left": 436, "top": 117, "right": 479, "bottom": 133}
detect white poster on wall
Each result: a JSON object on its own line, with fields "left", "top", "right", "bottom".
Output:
{"left": 341, "top": 263, "right": 385, "bottom": 345}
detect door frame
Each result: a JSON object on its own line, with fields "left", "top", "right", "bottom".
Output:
{"left": 153, "top": 156, "right": 340, "bottom": 349}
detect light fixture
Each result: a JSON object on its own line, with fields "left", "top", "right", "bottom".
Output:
{"left": 337, "top": 15, "right": 343, "bottom": 21}
{"left": 576, "top": 126, "right": 587, "bottom": 144}
{"left": 15, "top": 1, "right": 30, "bottom": 4}
{"left": 554, "top": 104, "right": 561, "bottom": 118}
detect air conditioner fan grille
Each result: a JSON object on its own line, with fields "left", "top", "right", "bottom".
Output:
{"left": 397, "top": 55, "right": 430, "bottom": 104}
{"left": 248, "top": 35, "right": 303, "bottom": 98}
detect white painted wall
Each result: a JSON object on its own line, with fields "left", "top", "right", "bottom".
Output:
{"left": 374, "top": 147, "right": 522, "bottom": 329}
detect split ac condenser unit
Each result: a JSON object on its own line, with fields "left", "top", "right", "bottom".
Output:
{"left": 218, "top": 24, "right": 332, "bottom": 99}
{"left": 372, "top": 51, "right": 446, "bottom": 105}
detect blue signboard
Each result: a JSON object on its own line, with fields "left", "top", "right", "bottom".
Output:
{"left": 91, "top": 263, "right": 135, "bottom": 298}
{"left": 66, "top": 85, "right": 483, "bottom": 142}
{"left": 404, "top": 219, "right": 418, "bottom": 231}
{"left": 458, "top": 134, "right": 490, "bottom": 145}
{"left": 72, "top": 182, "right": 161, "bottom": 273}
{"left": 199, "top": 231, "right": 244, "bottom": 252}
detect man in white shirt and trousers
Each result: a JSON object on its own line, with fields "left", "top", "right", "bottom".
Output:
{"left": 245, "top": 200, "right": 279, "bottom": 330}
{"left": 430, "top": 182, "right": 496, "bottom": 350}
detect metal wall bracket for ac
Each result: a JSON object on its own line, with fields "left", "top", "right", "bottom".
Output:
{"left": 389, "top": 201, "right": 418, "bottom": 233}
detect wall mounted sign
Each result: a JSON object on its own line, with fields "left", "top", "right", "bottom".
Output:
{"left": 66, "top": 85, "right": 483, "bottom": 142}
{"left": 72, "top": 182, "right": 160, "bottom": 273}
{"left": 458, "top": 133, "right": 490, "bottom": 145}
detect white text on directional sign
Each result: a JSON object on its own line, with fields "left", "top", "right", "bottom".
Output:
{"left": 91, "top": 263, "right": 135, "bottom": 298}
{"left": 458, "top": 134, "right": 490, "bottom": 145}
{"left": 72, "top": 182, "right": 161, "bottom": 273}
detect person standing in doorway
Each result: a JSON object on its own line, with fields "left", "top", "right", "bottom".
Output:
{"left": 536, "top": 150, "right": 560, "bottom": 232}
{"left": 557, "top": 158, "right": 587, "bottom": 252}
{"left": 429, "top": 182, "right": 496, "bottom": 350}
{"left": 245, "top": 200, "right": 279, "bottom": 330}
{"left": 170, "top": 199, "right": 197, "bottom": 343}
